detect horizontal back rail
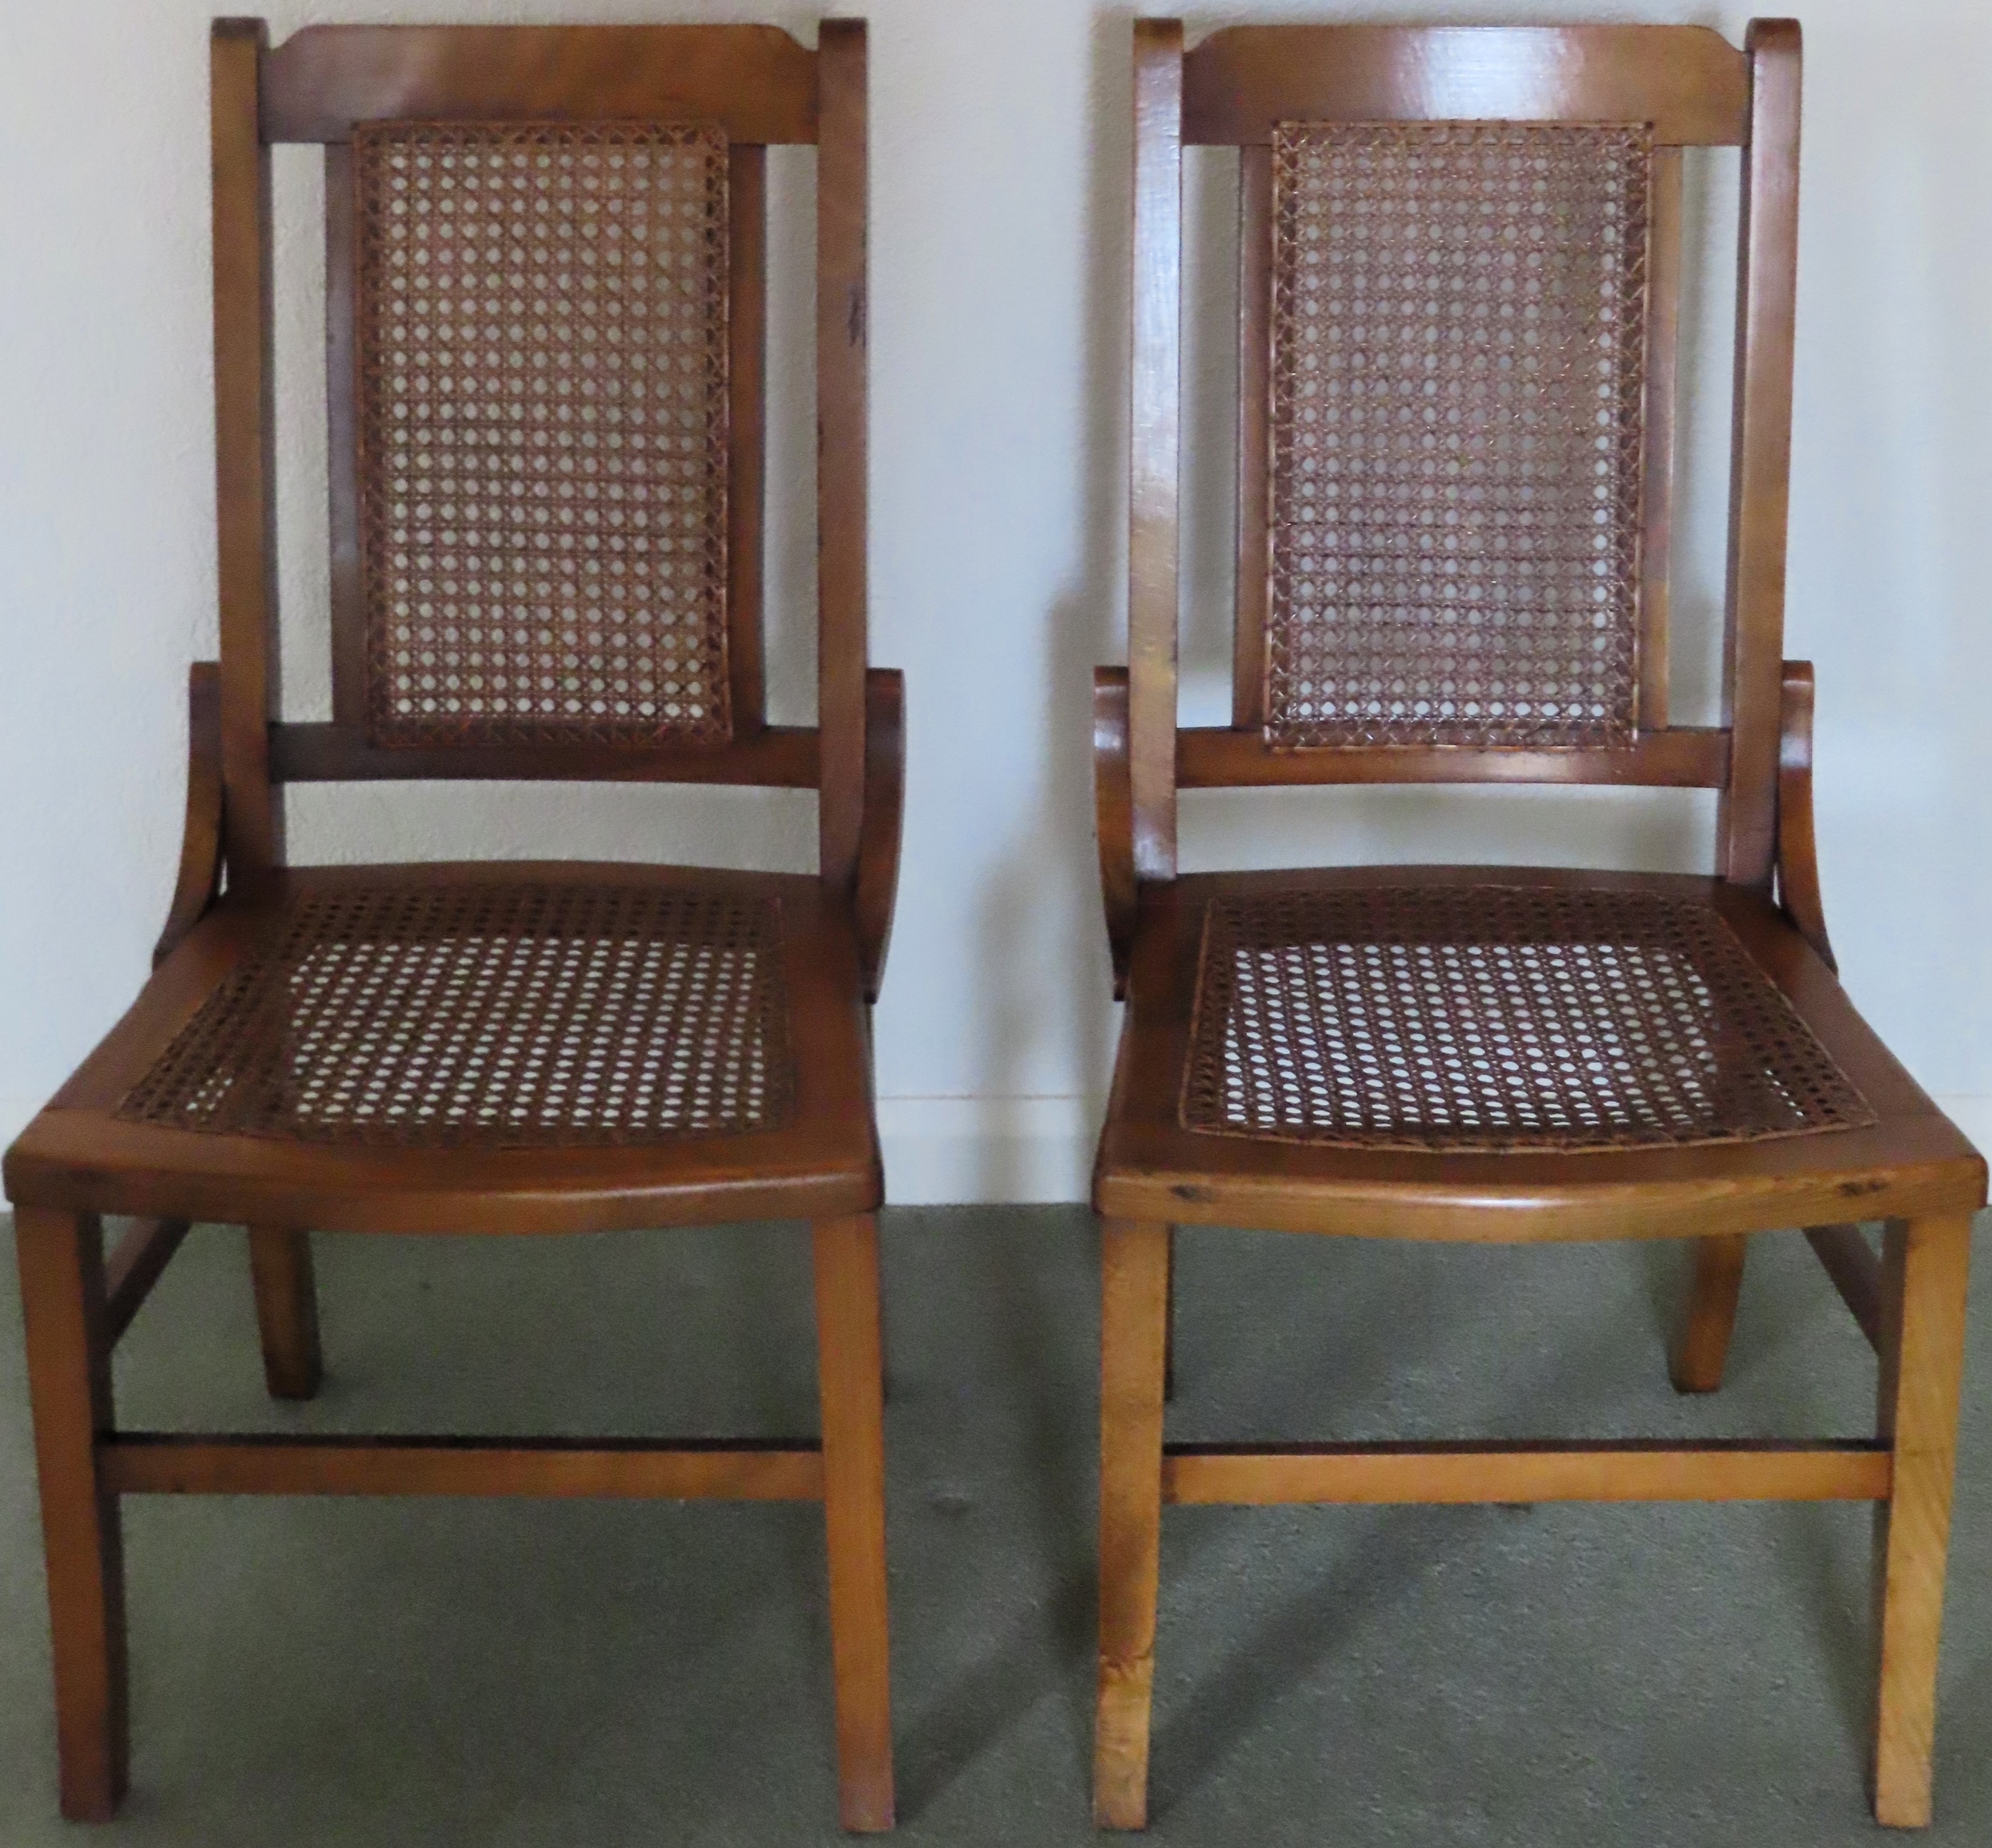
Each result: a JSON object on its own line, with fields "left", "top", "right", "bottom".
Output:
{"left": 268, "top": 722, "right": 819, "bottom": 787}
{"left": 261, "top": 25, "right": 819, "bottom": 145}
{"left": 1177, "top": 728, "right": 1729, "bottom": 791}
{"left": 1182, "top": 25, "right": 1751, "bottom": 147}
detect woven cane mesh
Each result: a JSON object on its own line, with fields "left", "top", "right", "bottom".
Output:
{"left": 117, "top": 885, "right": 794, "bottom": 1146}
{"left": 353, "top": 120, "right": 732, "bottom": 749}
{"left": 1264, "top": 123, "right": 1653, "bottom": 748}
{"left": 1181, "top": 886, "right": 1874, "bottom": 1152}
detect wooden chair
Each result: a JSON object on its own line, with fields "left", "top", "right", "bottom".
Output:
{"left": 1091, "top": 18, "right": 1984, "bottom": 1830}
{"left": 4, "top": 18, "right": 899, "bottom": 1831}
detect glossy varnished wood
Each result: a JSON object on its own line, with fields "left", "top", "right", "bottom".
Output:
{"left": 102, "top": 1218, "right": 192, "bottom": 1345}
{"left": 727, "top": 143, "right": 769, "bottom": 730}
{"left": 1872, "top": 1214, "right": 1973, "bottom": 1826}
{"left": 1182, "top": 24, "right": 1751, "bottom": 147}
{"left": 212, "top": 19, "right": 283, "bottom": 876}
{"left": 816, "top": 19, "right": 869, "bottom": 899}
{"left": 153, "top": 665, "right": 223, "bottom": 968}
{"left": 14, "top": 1210, "right": 127, "bottom": 1821}
{"left": 247, "top": 1226, "right": 322, "bottom": 1401}
{"left": 261, "top": 24, "right": 820, "bottom": 145}
{"left": 1095, "top": 1218, "right": 1169, "bottom": 1830}
{"left": 1230, "top": 143, "right": 1272, "bottom": 730}
{"left": 1639, "top": 146, "right": 1684, "bottom": 732}
{"left": 814, "top": 1212, "right": 894, "bottom": 1832}
{"left": 1164, "top": 1439, "right": 1891, "bottom": 1506}
{"left": 102, "top": 1434, "right": 826, "bottom": 1501}
{"left": 1093, "top": 668, "right": 1137, "bottom": 999}
{"left": 1808, "top": 1222, "right": 1884, "bottom": 1351}
{"left": 1177, "top": 727, "right": 1730, "bottom": 790}
{"left": 1719, "top": 21, "right": 1803, "bottom": 889}
{"left": 1671, "top": 1232, "right": 1748, "bottom": 1393}
{"left": 1776, "top": 660, "right": 1834, "bottom": 966}
{"left": 269, "top": 721, "right": 822, "bottom": 787}
{"left": 1127, "top": 20, "right": 1183, "bottom": 885}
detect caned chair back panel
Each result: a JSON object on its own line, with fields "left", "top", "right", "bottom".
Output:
{"left": 211, "top": 21, "right": 869, "bottom": 886}
{"left": 1132, "top": 20, "right": 1798, "bottom": 889}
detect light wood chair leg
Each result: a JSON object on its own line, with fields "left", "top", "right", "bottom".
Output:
{"left": 1872, "top": 1213, "right": 1972, "bottom": 1827}
{"left": 813, "top": 1213, "right": 894, "bottom": 1831}
{"left": 1096, "top": 1217, "right": 1169, "bottom": 1829}
{"left": 1670, "top": 1233, "right": 1748, "bottom": 1393}
{"left": 248, "top": 1226, "right": 322, "bottom": 1400}
{"left": 14, "top": 1207, "right": 128, "bottom": 1821}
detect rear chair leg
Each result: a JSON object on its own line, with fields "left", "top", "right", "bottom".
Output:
{"left": 1096, "top": 1218, "right": 1169, "bottom": 1829}
{"left": 1671, "top": 1233, "right": 1748, "bottom": 1393}
{"left": 813, "top": 1213, "right": 894, "bottom": 1831}
{"left": 1872, "top": 1213, "right": 1972, "bottom": 1827}
{"left": 15, "top": 1207, "right": 128, "bottom": 1820}
{"left": 248, "top": 1226, "right": 322, "bottom": 1400}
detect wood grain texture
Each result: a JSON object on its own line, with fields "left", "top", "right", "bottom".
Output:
{"left": 1182, "top": 24, "right": 1751, "bottom": 147}
{"left": 813, "top": 1212, "right": 894, "bottom": 1831}
{"left": 1093, "top": 668, "right": 1137, "bottom": 1000}
{"left": 1671, "top": 1232, "right": 1749, "bottom": 1393}
{"left": 247, "top": 1226, "right": 323, "bottom": 1401}
{"left": 103, "top": 1218, "right": 192, "bottom": 1345}
{"left": 1177, "top": 727, "right": 1729, "bottom": 789}
{"left": 1776, "top": 660, "right": 1835, "bottom": 967}
{"left": 14, "top": 1210, "right": 127, "bottom": 1821}
{"left": 1638, "top": 145, "right": 1683, "bottom": 732}
{"left": 1806, "top": 1222, "right": 1883, "bottom": 1352}
{"left": 325, "top": 140, "right": 364, "bottom": 726}
{"left": 262, "top": 24, "right": 820, "bottom": 146}
{"left": 815, "top": 19, "right": 869, "bottom": 900}
{"left": 268, "top": 721, "right": 821, "bottom": 787}
{"left": 1163, "top": 1439, "right": 1889, "bottom": 1505}
{"left": 102, "top": 1434, "right": 825, "bottom": 1500}
{"left": 1230, "top": 143, "right": 1272, "bottom": 730}
{"left": 1095, "top": 1217, "right": 1169, "bottom": 1830}
{"left": 1127, "top": 20, "right": 1184, "bottom": 885}
{"left": 1872, "top": 1214, "right": 1973, "bottom": 1826}
{"left": 153, "top": 664, "right": 225, "bottom": 968}
{"left": 211, "top": 20, "right": 283, "bottom": 875}
{"left": 727, "top": 143, "right": 769, "bottom": 731}
{"left": 1718, "top": 20, "right": 1803, "bottom": 889}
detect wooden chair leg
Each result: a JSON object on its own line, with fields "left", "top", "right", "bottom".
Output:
{"left": 1670, "top": 1233, "right": 1748, "bottom": 1393}
{"left": 14, "top": 1208, "right": 128, "bottom": 1820}
{"left": 248, "top": 1226, "right": 322, "bottom": 1400}
{"left": 813, "top": 1213, "right": 894, "bottom": 1831}
{"left": 1162, "top": 1225, "right": 1177, "bottom": 1403}
{"left": 1872, "top": 1213, "right": 1972, "bottom": 1827}
{"left": 1096, "top": 1217, "right": 1169, "bottom": 1829}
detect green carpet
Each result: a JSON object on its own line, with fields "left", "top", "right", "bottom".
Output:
{"left": 2, "top": 1207, "right": 1987, "bottom": 1844}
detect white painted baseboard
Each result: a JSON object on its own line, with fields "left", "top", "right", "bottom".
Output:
{"left": 2, "top": 1093, "right": 1986, "bottom": 1211}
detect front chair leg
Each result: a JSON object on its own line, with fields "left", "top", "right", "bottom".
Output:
{"left": 1670, "top": 1233, "right": 1749, "bottom": 1393}
{"left": 15, "top": 1208, "right": 129, "bottom": 1820}
{"left": 1872, "top": 1213, "right": 1972, "bottom": 1827}
{"left": 248, "top": 1226, "right": 323, "bottom": 1400}
{"left": 813, "top": 1213, "right": 894, "bottom": 1831}
{"left": 1095, "top": 1217, "right": 1169, "bottom": 1829}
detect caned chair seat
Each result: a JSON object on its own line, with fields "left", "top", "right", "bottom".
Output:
{"left": 6, "top": 865, "right": 879, "bottom": 1235}
{"left": 1094, "top": 868, "right": 1982, "bottom": 1242}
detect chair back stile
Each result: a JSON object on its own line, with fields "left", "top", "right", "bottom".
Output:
{"left": 1123, "top": 19, "right": 1802, "bottom": 887}
{"left": 207, "top": 18, "right": 871, "bottom": 897}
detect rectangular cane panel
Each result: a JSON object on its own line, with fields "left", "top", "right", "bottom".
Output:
{"left": 1180, "top": 885, "right": 1875, "bottom": 1152}
{"left": 1263, "top": 123, "right": 1653, "bottom": 749}
{"left": 353, "top": 120, "right": 732, "bottom": 749}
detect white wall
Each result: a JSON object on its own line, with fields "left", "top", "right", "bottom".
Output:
{"left": 2, "top": 1, "right": 1987, "bottom": 1203}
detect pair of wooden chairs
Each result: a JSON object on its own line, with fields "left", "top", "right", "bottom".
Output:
{"left": 4, "top": 13, "right": 1982, "bottom": 1835}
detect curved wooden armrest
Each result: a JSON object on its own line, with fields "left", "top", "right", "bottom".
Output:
{"left": 1776, "top": 660, "right": 1835, "bottom": 972}
{"left": 153, "top": 661, "right": 225, "bottom": 968}
{"left": 853, "top": 666, "right": 904, "bottom": 1003}
{"left": 1094, "top": 667, "right": 1137, "bottom": 1001}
